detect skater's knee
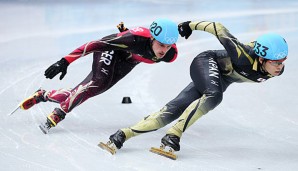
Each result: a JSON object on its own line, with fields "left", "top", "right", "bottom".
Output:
{"left": 201, "top": 90, "right": 223, "bottom": 112}
{"left": 139, "top": 106, "right": 179, "bottom": 128}
{"left": 156, "top": 105, "right": 182, "bottom": 125}
{"left": 206, "top": 90, "right": 223, "bottom": 102}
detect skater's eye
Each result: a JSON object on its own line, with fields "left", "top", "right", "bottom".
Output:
{"left": 268, "top": 57, "right": 287, "bottom": 66}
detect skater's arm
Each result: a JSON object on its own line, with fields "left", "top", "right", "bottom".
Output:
{"left": 178, "top": 20, "right": 254, "bottom": 65}
{"left": 44, "top": 23, "right": 132, "bottom": 80}
{"left": 63, "top": 41, "right": 104, "bottom": 64}
{"left": 64, "top": 22, "right": 130, "bottom": 64}
{"left": 179, "top": 21, "right": 238, "bottom": 50}
{"left": 62, "top": 38, "right": 124, "bottom": 64}
{"left": 45, "top": 35, "right": 131, "bottom": 80}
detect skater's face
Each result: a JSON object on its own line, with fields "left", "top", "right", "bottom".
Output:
{"left": 260, "top": 57, "right": 286, "bottom": 76}
{"left": 151, "top": 39, "right": 172, "bottom": 58}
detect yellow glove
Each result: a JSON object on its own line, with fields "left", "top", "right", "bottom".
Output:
{"left": 117, "top": 22, "right": 129, "bottom": 32}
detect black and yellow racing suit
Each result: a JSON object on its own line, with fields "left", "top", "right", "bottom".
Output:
{"left": 119, "top": 21, "right": 284, "bottom": 144}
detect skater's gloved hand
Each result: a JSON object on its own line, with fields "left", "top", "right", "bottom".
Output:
{"left": 178, "top": 21, "right": 192, "bottom": 39}
{"left": 117, "top": 22, "right": 129, "bottom": 32}
{"left": 44, "top": 58, "right": 69, "bottom": 80}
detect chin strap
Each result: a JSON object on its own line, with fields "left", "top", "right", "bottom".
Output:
{"left": 259, "top": 58, "right": 269, "bottom": 74}
{"left": 149, "top": 38, "right": 155, "bottom": 57}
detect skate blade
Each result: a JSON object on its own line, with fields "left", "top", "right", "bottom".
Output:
{"left": 39, "top": 124, "right": 49, "bottom": 134}
{"left": 98, "top": 142, "right": 116, "bottom": 155}
{"left": 8, "top": 106, "right": 20, "bottom": 116}
{"left": 150, "top": 147, "right": 177, "bottom": 160}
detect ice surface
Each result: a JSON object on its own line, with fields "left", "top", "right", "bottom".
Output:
{"left": 1, "top": 1, "right": 298, "bottom": 170}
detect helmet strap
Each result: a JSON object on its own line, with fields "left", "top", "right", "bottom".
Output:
{"left": 150, "top": 37, "right": 155, "bottom": 44}
{"left": 259, "top": 57, "right": 269, "bottom": 74}
{"left": 149, "top": 37, "right": 155, "bottom": 56}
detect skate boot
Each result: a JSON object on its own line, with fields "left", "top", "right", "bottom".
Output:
{"left": 161, "top": 134, "right": 181, "bottom": 151}
{"left": 39, "top": 108, "right": 66, "bottom": 134}
{"left": 150, "top": 134, "right": 180, "bottom": 160}
{"left": 109, "top": 130, "right": 126, "bottom": 149}
{"left": 20, "top": 89, "right": 47, "bottom": 110}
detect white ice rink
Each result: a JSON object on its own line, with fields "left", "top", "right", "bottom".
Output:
{"left": 1, "top": 0, "right": 298, "bottom": 170}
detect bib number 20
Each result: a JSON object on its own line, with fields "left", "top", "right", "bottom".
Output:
{"left": 150, "top": 22, "right": 162, "bottom": 36}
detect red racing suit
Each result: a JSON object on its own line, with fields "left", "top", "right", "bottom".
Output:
{"left": 46, "top": 27, "right": 178, "bottom": 113}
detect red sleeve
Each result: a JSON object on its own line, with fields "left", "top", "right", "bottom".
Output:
{"left": 63, "top": 41, "right": 100, "bottom": 63}
{"left": 63, "top": 32, "right": 130, "bottom": 64}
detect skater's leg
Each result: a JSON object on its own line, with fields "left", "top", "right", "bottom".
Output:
{"left": 123, "top": 82, "right": 200, "bottom": 139}
{"left": 109, "top": 82, "right": 200, "bottom": 149}
{"left": 43, "top": 50, "right": 137, "bottom": 132}
{"left": 163, "top": 52, "right": 232, "bottom": 151}
{"left": 60, "top": 51, "right": 138, "bottom": 113}
{"left": 45, "top": 72, "right": 94, "bottom": 103}
{"left": 46, "top": 88, "right": 72, "bottom": 103}
{"left": 44, "top": 51, "right": 117, "bottom": 127}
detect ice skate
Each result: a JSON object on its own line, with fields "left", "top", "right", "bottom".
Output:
{"left": 98, "top": 130, "right": 126, "bottom": 155}
{"left": 39, "top": 108, "right": 66, "bottom": 134}
{"left": 9, "top": 89, "right": 47, "bottom": 116}
{"left": 20, "top": 89, "right": 47, "bottom": 110}
{"left": 150, "top": 134, "right": 180, "bottom": 160}
{"left": 39, "top": 119, "right": 52, "bottom": 134}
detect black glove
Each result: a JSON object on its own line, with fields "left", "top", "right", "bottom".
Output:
{"left": 44, "top": 58, "right": 69, "bottom": 80}
{"left": 117, "top": 22, "right": 129, "bottom": 32}
{"left": 178, "top": 21, "right": 192, "bottom": 39}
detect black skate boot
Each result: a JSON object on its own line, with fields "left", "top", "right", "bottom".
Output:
{"left": 39, "top": 108, "right": 66, "bottom": 134}
{"left": 161, "top": 134, "right": 181, "bottom": 151}
{"left": 109, "top": 130, "right": 126, "bottom": 149}
{"left": 20, "top": 89, "right": 47, "bottom": 110}
{"left": 150, "top": 134, "right": 180, "bottom": 160}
